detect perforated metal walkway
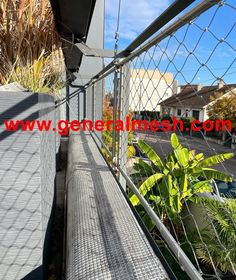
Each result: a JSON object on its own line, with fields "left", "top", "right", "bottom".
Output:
{"left": 65, "top": 132, "right": 170, "bottom": 280}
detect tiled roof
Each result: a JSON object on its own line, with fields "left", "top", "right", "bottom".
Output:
{"left": 160, "top": 84, "right": 236, "bottom": 108}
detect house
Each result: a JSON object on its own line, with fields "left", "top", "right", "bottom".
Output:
{"left": 129, "top": 69, "right": 177, "bottom": 117}
{"left": 159, "top": 82, "right": 236, "bottom": 122}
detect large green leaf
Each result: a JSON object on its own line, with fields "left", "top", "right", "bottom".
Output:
{"left": 167, "top": 151, "right": 177, "bottom": 164}
{"left": 171, "top": 133, "right": 182, "bottom": 149}
{"left": 138, "top": 173, "right": 164, "bottom": 195}
{"left": 195, "top": 153, "right": 204, "bottom": 161}
{"left": 168, "top": 175, "right": 178, "bottom": 197}
{"left": 192, "top": 180, "right": 212, "bottom": 193}
{"left": 149, "top": 195, "right": 161, "bottom": 204}
{"left": 197, "top": 168, "right": 233, "bottom": 182}
{"left": 142, "top": 212, "right": 155, "bottom": 231}
{"left": 130, "top": 134, "right": 234, "bottom": 224}
{"left": 173, "top": 192, "right": 182, "bottom": 213}
{"left": 179, "top": 173, "right": 188, "bottom": 199}
{"left": 138, "top": 139, "right": 164, "bottom": 169}
{"left": 165, "top": 161, "right": 175, "bottom": 171}
{"left": 130, "top": 173, "right": 164, "bottom": 206}
{"left": 174, "top": 148, "right": 190, "bottom": 167}
{"left": 199, "top": 153, "right": 234, "bottom": 168}
{"left": 158, "top": 179, "right": 169, "bottom": 201}
{"left": 167, "top": 175, "right": 178, "bottom": 211}
{"left": 133, "top": 158, "right": 154, "bottom": 176}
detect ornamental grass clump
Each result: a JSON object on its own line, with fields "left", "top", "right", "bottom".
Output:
{"left": 0, "top": 0, "right": 64, "bottom": 94}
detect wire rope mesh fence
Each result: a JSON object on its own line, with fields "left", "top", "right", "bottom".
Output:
{"left": 87, "top": 0, "right": 236, "bottom": 279}
{"left": 0, "top": 92, "right": 59, "bottom": 280}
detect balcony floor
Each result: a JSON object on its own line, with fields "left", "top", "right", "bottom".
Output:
{"left": 65, "top": 131, "right": 170, "bottom": 280}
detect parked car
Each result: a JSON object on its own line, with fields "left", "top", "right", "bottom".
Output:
{"left": 214, "top": 179, "right": 236, "bottom": 198}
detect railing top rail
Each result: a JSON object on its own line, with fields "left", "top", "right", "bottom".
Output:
{"left": 117, "top": 0, "right": 196, "bottom": 57}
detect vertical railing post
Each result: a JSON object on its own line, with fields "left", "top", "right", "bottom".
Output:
{"left": 112, "top": 68, "right": 120, "bottom": 162}
{"left": 66, "top": 75, "right": 70, "bottom": 122}
{"left": 92, "top": 84, "right": 95, "bottom": 127}
{"left": 83, "top": 88, "right": 86, "bottom": 120}
{"left": 118, "top": 63, "right": 130, "bottom": 190}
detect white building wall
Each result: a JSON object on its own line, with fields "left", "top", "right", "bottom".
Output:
{"left": 198, "top": 109, "right": 205, "bottom": 122}
{"left": 129, "top": 69, "right": 175, "bottom": 112}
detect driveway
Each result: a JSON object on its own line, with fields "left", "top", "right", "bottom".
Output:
{"left": 137, "top": 131, "right": 236, "bottom": 179}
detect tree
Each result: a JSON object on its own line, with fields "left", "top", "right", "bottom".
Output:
{"left": 102, "top": 96, "right": 135, "bottom": 160}
{"left": 207, "top": 93, "right": 236, "bottom": 127}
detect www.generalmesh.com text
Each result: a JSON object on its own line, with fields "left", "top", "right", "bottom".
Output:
{"left": 3, "top": 116, "right": 233, "bottom": 136}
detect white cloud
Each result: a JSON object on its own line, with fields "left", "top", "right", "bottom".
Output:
{"left": 105, "top": 0, "right": 171, "bottom": 46}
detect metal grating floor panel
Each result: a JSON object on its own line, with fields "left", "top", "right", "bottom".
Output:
{"left": 66, "top": 132, "right": 169, "bottom": 280}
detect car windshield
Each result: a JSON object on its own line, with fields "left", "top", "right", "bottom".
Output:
{"left": 216, "top": 181, "right": 228, "bottom": 190}
{"left": 228, "top": 181, "right": 236, "bottom": 189}
{"left": 215, "top": 180, "right": 236, "bottom": 199}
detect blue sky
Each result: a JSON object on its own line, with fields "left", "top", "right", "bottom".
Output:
{"left": 104, "top": 0, "right": 236, "bottom": 85}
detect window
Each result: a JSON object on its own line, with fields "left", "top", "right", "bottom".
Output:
{"left": 192, "top": 110, "right": 200, "bottom": 120}
{"left": 177, "top": 109, "right": 181, "bottom": 116}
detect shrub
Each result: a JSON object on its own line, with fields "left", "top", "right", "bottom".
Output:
{"left": 194, "top": 198, "right": 236, "bottom": 274}
{"left": 130, "top": 133, "right": 233, "bottom": 223}
{"left": 161, "top": 114, "right": 173, "bottom": 123}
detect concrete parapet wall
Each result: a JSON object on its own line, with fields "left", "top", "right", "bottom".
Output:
{"left": 0, "top": 92, "right": 56, "bottom": 280}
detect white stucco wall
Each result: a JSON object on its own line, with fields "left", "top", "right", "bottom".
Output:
{"left": 129, "top": 69, "right": 175, "bottom": 112}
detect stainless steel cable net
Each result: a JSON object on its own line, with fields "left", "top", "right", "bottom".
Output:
{"left": 0, "top": 94, "right": 58, "bottom": 280}
{"left": 89, "top": 1, "right": 236, "bottom": 279}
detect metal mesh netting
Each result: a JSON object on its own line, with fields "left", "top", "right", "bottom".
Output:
{"left": 0, "top": 93, "right": 57, "bottom": 280}
{"left": 89, "top": 1, "right": 236, "bottom": 279}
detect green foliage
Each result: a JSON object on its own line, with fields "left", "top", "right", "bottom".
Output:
{"left": 207, "top": 92, "right": 236, "bottom": 126}
{"left": 101, "top": 147, "right": 112, "bottom": 164}
{"left": 130, "top": 173, "right": 164, "bottom": 206}
{"left": 127, "top": 145, "right": 136, "bottom": 158}
{"left": 135, "top": 139, "right": 164, "bottom": 169}
{"left": 130, "top": 133, "right": 233, "bottom": 222}
{"left": 102, "top": 130, "right": 135, "bottom": 160}
{"left": 102, "top": 130, "right": 113, "bottom": 148}
{"left": 161, "top": 114, "right": 173, "bottom": 123}
{"left": 180, "top": 117, "right": 195, "bottom": 129}
{"left": 0, "top": 0, "right": 63, "bottom": 94}
{"left": 194, "top": 198, "right": 236, "bottom": 274}
{"left": 160, "top": 246, "right": 191, "bottom": 280}
{"left": 102, "top": 100, "right": 135, "bottom": 160}
{"left": 3, "top": 52, "right": 64, "bottom": 94}
{"left": 199, "top": 153, "right": 233, "bottom": 168}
